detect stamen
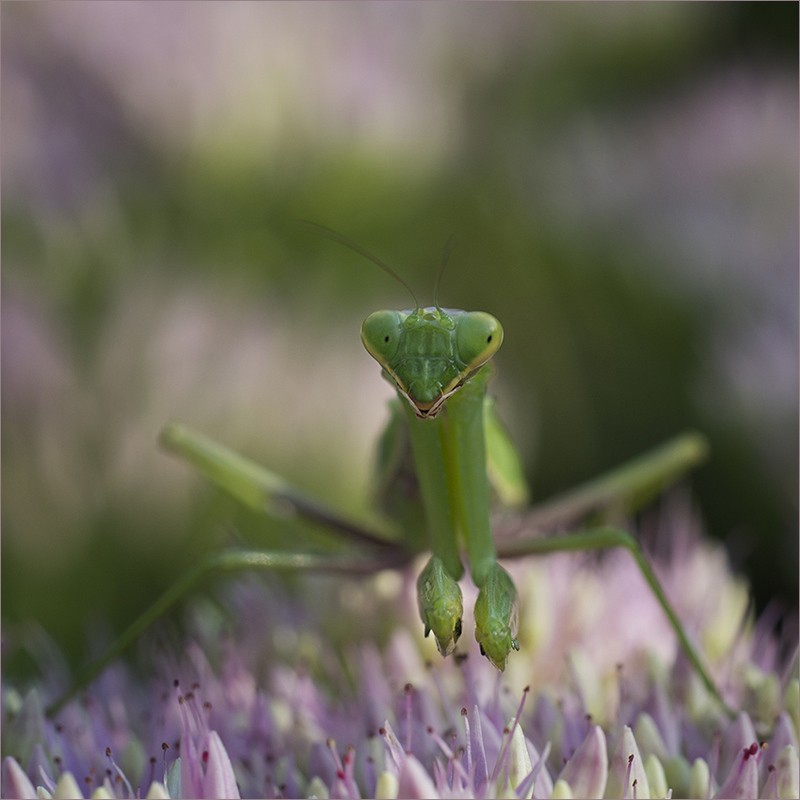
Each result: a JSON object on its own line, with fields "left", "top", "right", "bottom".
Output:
{"left": 342, "top": 745, "right": 359, "bottom": 799}
{"left": 379, "top": 722, "right": 406, "bottom": 770}
{"left": 515, "top": 741, "right": 552, "bottom": 799}
{"left": 490, "top": 685, "right": 529, "bottom": 783}
{"left": 625, "top": 753, "right": 635, "bottom": 800}
{"left": 425, "top": 724, "right": 471, "bottom": 788}
{"left": 105, "top": 746, "right": 134, "bottom": 798}
{"left": 326, "top": 738, "right": 344, "bottom": 776}
{"left": 404, "top": 683, "right": 414, "bottom": 754}
{"left": 461, "top": 707, "right": 472, "bottom": 776}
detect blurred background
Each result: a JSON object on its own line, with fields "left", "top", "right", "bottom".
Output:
{"left": 3, "top": 2, "right": 797, "bottom": 678}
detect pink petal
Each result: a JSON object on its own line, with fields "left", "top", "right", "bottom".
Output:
{"left": 2, "top": 757, "right": 36, "bottom": 800}
{"left": 397, "top": 754, "right": 439, "bottom": 799}
{"left": 714, "top": 743, "right": 760, "bottom": 800}
{"left": 202, "top": 731, "right": 240, "bottom": 799}
{"left": 557, "top": 725, "right": 608, "bottom": 799}
{"left": 606, "top": 726, "right": 650, "bottom": 800}
{"left": 180, "top": 732, "right": 205, "bottom": 800}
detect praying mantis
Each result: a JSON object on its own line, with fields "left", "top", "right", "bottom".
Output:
{"left": 48, "top": 227, "right": 734, "bottom": 718}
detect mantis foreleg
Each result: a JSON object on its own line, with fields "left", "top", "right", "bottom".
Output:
{"left": 443, "top": 366, "right": 520, "bottom": 669}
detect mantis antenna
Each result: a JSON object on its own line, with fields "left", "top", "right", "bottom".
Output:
{"left": 301, "top": 221, "right": 419, "bottom": 310}
{"left": 433, "top": 234, "right": 458, "bottom": 311}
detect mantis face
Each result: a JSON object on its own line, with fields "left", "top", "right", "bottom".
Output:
{"left": 361, "top": 307, "right": 503, "bottom": 418}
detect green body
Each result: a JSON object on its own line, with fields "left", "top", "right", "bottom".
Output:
{"left": 362, "top": 305, "right": 527, "bottom": 669}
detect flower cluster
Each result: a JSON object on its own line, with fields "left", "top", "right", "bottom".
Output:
{"left": 3, "top": 520, "right": 798, "bottom": 799}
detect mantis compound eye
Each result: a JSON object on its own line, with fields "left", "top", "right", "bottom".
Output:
{"left": 361, "top": 310, "right": 404, "bottom": 365}
{"left": 455, "top": 312, "right": 503, "bottom": 370}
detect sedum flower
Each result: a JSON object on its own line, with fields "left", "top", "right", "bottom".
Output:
{"left": 3, "top": 519, "right": 798, "bottom": 799}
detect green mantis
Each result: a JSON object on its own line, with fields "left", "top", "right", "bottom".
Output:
{"left": 47, "top": 230, "right": 734, "bottom": 719}
{"left": 364, "top": 303, "right": 516, "bottom": 667}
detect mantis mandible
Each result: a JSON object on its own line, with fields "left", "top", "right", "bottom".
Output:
{"left": 48, "top": 227, "right": 733, "bottom": 718}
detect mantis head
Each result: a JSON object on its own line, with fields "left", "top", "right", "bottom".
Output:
{"left": 301, "top": 222, "right": 503, "bottom": 418}
{"left": 361, "top": 307, "right": 503, "bottom": 418}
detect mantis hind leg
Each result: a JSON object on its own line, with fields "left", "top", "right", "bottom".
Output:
{"left": 48, "top": 425, "right": 409, "bottom": 718}
{"left": 47, "top": 546, "right": 402, "bottom": 718}
{"left": 498, "top": 525, "right": 734, "bottom": 718}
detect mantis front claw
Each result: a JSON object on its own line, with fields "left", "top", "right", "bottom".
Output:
{"left": 416, "top": 556, "right": 464, "bottom": 656}
{"left": 417, "top": 556, "right": 520, "bottom": 670}
{"left": 474, "top": 563, "right": 519, "bottom": 671}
